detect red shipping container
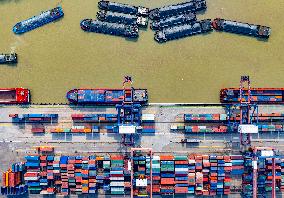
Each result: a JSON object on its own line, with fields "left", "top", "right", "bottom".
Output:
{"left": 161, "top": 178, "right": 175, "bottom": 185}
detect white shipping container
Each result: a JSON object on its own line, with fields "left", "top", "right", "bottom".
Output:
{"left": 238, "top": 124, "right": 258, "bottom": 134}
{"left": 110, "top": 177, "right": 124, "bottom": 181}
{"left": 175, "top": 168, "right": 188, "bottom": 172}
{"left": 170, "top": 125, "right": 178, "bottom": 130}
{"left": 110, "top": 182, "right": 124, "bottom": 187}
{"left": 24, "top": 176, "right": 40, "bottom": 181}
{"left": 142, "top": 114, "right": 155, "bottom": 121}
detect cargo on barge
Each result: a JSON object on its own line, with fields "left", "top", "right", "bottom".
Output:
{"left": 98, "top": 0, "right": 149, "bottom": 16}
{"left": 80, "top": 19, "right": 139, "bottom": 38}
{"left": 151, "top": 13, "right": 196, "bottom": 30}
{"left": 67, "top": 88, "right": 148, "bottom": 105}
{"left": 212, "top": 18, "right": 271, "bottom": 38}
{"left": 220, "top": 88, "right": 284, "bottom": 104}
{"left": 13, "top": 7, "right": 64, "bottom": 34}
{"left": 97, "top": 10, "right": 148, "bottom": 28}
{"left": 0, "top": 53, "right": 17, "bottom": 64}
{"left": 154, "top": 19, "right": 212, "bottom": 43}
{"left": 149, "top": 0, "right": 206, "bottom": 20}
{"left": 0, "top": 88, "right": 30, "bottom": 104}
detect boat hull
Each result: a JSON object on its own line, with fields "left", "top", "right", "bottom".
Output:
{"left": 220, "top": 88, "right": 284, "bottom": 104}
{"left": 67, "top": 88, "right": 148, "bottom": 105}
{"left": 0, "top": 88, "right": 30, "bottom": 104}
{"left": 13, "top": 7, "right": 64, "bottom": 34}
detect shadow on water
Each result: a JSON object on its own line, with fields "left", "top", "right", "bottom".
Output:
{"left": 125, "top": 37, "right": 138, "bottom": 42}
{"left": 214, "top": 30, "right": 270, "bottom": 42}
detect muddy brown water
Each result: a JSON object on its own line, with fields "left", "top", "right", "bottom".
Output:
{"left": 0, "top": 0, "right": 283, "bottom": 103}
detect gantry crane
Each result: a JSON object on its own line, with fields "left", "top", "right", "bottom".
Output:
{"left": 116, "top": 76, "right": 142, "bottom": 145}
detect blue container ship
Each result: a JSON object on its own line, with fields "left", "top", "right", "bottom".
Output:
{"left": 151, "top": 13, "right": 196, "bottom": 30}
{"left": 98, "top": 0, "right": 149, "bottom": 16}
{"left": 0, "top": 53, "right": 17, "bottom": 64}
{"left": 80, "top": 19, "right": 139, "bottom": 38}
{"left": 97, "top": 10, "right": 148, "bottom": 28}
{"left": 154, "top": 19, "right": 212, "bottom": 43}
{"left": 149, "top": 0, "right": 206, "bottom": 20}
{"left": 67, "top": 88, "right": 148, "bottom": 105}
{"left": 13, "top": 6, "right": 64, "bottom": 34}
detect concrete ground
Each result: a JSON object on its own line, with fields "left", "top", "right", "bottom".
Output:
{"left": 1, "top": 104, "right": 284, "bottom": 197}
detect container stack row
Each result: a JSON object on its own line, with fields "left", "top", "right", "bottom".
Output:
{"left": 1, "top": 162, "right": 27, "bottom": 196}
{"left": 10, "top": 114, "right": 58, "bottom": 123}
{"left": 0, "top": 154, "right": 250, "bottom": 196}
{"left": 140, "top": 114, "right": 155, "bottom": 133}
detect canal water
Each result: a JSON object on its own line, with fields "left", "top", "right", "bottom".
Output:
{"left": 0, "top": 0, "right": 283, "bottom": 103}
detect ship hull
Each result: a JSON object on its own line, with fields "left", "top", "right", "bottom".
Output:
{"left": 0, "top": 88, "right": 30, "bottom": 104}
{"left": 220, "top": 88, "right": 284, "bottom": 104}
{"left": 13, "top": 7, "right": 64, "bottom": 34}
{"left": 67, "top": 88, "right": 148, "bottom": 105}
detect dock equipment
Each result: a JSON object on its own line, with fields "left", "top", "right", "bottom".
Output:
{"left": 97, "top": 10, "right": 148, "bottom": 28}
{"left": 80, "top": 19, "right": 139, "bottom": 38}
{"left": 13, "top": 6, "right": 64, "bottom": 34}
{"left": 116, "top": 76, "right": 142, "bottom": 145}
{"left": 149, "top": 0, "right": 206, "bottom": 20}
{"left": 0, "top": 53, "right": 17, "bottom": 64}
{"left": 98, "top": 0, "right": 149, "bottom": 16}
{"left": 212, "top": 18, "right": 271, "bottom": 39}
{"left": 154, "top": 19, "right": 212, "bottom": 43}
{"left": 150, "top": 13, "right": 196, "bottom": 30}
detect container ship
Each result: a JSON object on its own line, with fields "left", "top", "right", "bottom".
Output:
{"left": 12, "top": 6, "right": 64, "bottom": 34}
{"left": 80, "top": 19, "right": 139, "bottom": 38}
{"left": 0, "top": 53, "right": 17, "bottom": 64}
{"left": 151, "top": 13, "right": 196, "bottom": 30}
{"left": 0, "top": 88, "right": 30, "bottom": 104}
{"left": 154, "top": 19, "right": 212, "bottom": 43}
{"left": 220, "top": 88, "right": 284, "bottom": 104}
{"left": 212, "top": 18, "right": 271, "bottom": 38}
{"left": 98, "top": 0, "right": 149, "bottom": 16}
{"left": 97, "top": 10, "right": 148, "bottom": 28}
{"left": 67, "top": 88, "right": 148, "bottom": 105}
{"left": 149, "top": 0, "right": 206, "bottom": 20}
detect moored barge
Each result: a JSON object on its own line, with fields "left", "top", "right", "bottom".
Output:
{"left": 80, "top": 19, "right": 139, "bottom": 38}
{"left": 97, "top": 10, "right": 148, "bottom": 28}
{"left": 149, "top": 0, "right": 206, "bottom": 20}
{"left": 67, "top": 88, "right": 148, "bottom": 105}
{"left": 0, "top": 53, "right": 17, "bottom": 64}
{"left": 0, "top": 88, "right": 30, "bottom": 104}
{"left": 220, "top": 88, "right": 284, "bottom": 104}
{"left": 13, "top": 6, "right": 64, "bottom": 34}
{"left": 212, "top": 18, "right": 271, "bottom": 38}
{"left": 151, "top": 13, "right": 196, "bottom": 30}
{"left": 154, "top": 19, "right": 212, "bottom": 43}
{"left": 98, "top": 0, "right": 149, "bottom": 16}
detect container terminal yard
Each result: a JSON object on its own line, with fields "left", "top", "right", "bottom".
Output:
{"left": 0, "top": 0, "right": 281, "bottom": 197}
{"left": 1, "top": 76, "right": 284, "bottom": 197}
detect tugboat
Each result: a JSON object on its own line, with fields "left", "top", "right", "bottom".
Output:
{"left": 97, "top": 10, "right": 148, "bottom": 28}
{"left": 98, "top": 0, "right": 149, "bottom": 16}
{"left": 0, "top": 53, "right": 17, "bottom": 64}
{"left": 151, "top": 13, "right": 196, "bottom": 30}
{"left": 212, "top": 18, "right": 271, "bottom": 38}
{"left": 149, "top": 0, "right": 206, "bottom": 20}
{"left": 13, "top": 6, "right": 64, "bottom": 34}
{"left": 154, "top": 19, "right": 212, "bottom": 43}
{"left": 80, "top": 19, "right": 139, "bottom": 38}
{"left": 67, "top": 88, "right": 148, "bottom": 105}
{"left": 220, "top": 88, "right": 284, "bottom": 104}
{"left": 0, "top": 88, "right": 30, "bottom": 104}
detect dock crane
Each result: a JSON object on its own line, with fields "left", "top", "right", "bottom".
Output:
{"left": 116, "top": 76, "right": 142, "bottom": 146}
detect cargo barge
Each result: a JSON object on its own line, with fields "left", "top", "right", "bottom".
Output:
{"left": 220, "top": 88, "right": 284, "bottom": 104}
{"left": 80, "top": 19, "right": 139, "bottom": 38}
{"left": 149, "top": 0, "right": 206, "bottom": 20}
{"left": 0, "top": 88, "right": 30, "bottom": 104}
{"left": 0, "top": 53, "right": 17, "bottom": 64}
{"left": 151, "top": 13, "right": 196, "bottom": 30}
{"left": 98, "top": 0, "right": 149, "bottom": 16}
{"left": 212, "top": 18, "right": 271, "bottom": 38}
{"left": 154, "top": 19, "right": 212, "bottom": 43}
{"left": 67, "top": 88, "right": 148, "bottom": 105}
{"left": 13, "top": 7, "right": 64, "bottom": 34}
{"left": 97, "top": 10, "right": 148, "bottom": 28}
